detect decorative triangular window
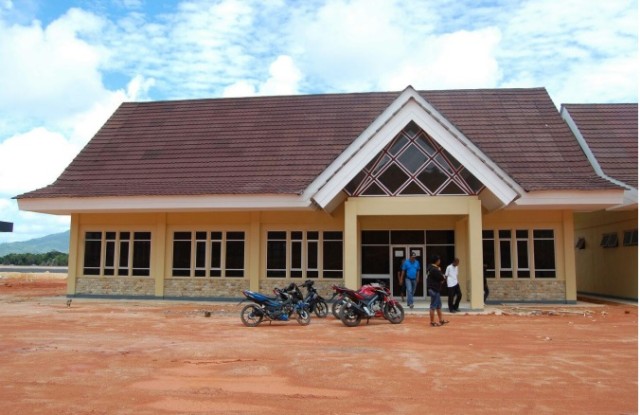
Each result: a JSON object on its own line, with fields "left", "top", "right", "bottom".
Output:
{"left": 344, "top": 121, "right": 485, "bottom": 196}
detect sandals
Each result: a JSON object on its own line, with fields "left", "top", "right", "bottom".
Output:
{"left": 430, "top": 320, "right": 450, "bottom": 327}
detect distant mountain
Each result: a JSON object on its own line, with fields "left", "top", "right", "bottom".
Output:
{"left": 0, "top": 230, "right": 70, "bottom": 256}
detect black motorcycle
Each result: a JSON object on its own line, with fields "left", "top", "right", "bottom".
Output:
{"left": 240, "top": 287, "right": 311, "bottom": 327}
{"left": 298, "top": 280, "right": 329, "bottom": 318}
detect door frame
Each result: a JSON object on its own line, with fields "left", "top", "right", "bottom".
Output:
{"left": 391, "top": 245, "right": 425, "bottom": 300}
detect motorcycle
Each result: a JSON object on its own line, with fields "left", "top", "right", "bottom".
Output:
{"left": 337, "top": 283, "right": 404, "bottom": 327}
{"left": 330, "top": 285, "right": 350, "bottom": 319}
{"left": 239, "top": 287, "right": 311, "bottom": 327}
{"left": 298, "top": 280, "right": 329, "bottom": 318}
{"left": 330, "top": 283, "right": 379, "bottom": 319}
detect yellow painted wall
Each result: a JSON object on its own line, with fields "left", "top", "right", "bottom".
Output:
{"left": 70, "top": 201, "right": 582, "bottom": 303}
{"left": 574, "top": 209, "right": 638, "bottom": 299}
{"left": 74, "top": 209, "right": 346, "bottom": 294}
{"left": 344, "top": 196, "right": 485, "bottom": 308}
{"left": 482, "top": 209, "right": 569, "bottom": 283}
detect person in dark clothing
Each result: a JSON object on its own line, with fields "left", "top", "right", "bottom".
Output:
{"left": 483, "top": 263, "right": 490, "bottom": 303}
{"left": 426, "top": 255, "right": 449, "bottom": 327}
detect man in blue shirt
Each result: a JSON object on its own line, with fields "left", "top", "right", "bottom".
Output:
{"left": 400, "top": 252, "right": 420, "bottom": 309}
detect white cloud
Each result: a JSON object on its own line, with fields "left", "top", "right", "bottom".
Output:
{"left": 495, "top": 0, "right": 637, "bottom": 104}
{"left": 61, "top": 74, "right": 156, "bottom": 146}
{"left": 223, "top": 55, "right": 302, "bottom": 97}
{"left": 258, "top": 55, "right": 302, "bottom": 95}
{"left": 222, "top": 80, "right": 256, "bottom": 97}
{"left": 553, "top": 56, "right": 638, "bottom": 104}
{"left": 291, "top": 0, "right": 411, "bottom": 91}
{"left": 290, "top": 0, "right": 502, "bottom": 92}
{"left": 0, "top": 8, "right": 109, "bottom": 124}
{"left": 381, "top": 28, "right": 502, "bottom": 91}
{"left": 0, "top": 128, "right": 79, "bottom": 196}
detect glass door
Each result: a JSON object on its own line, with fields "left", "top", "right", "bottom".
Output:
{"left": 391, "top": 246, "right": 425, "bottom": 299}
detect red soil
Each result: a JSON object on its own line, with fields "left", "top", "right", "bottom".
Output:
{"left": 0, "top": 274, "right": 636, "bottom": 415}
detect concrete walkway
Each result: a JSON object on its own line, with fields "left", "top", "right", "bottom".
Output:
{"left": 400, "top": 295, "right": 637, "bottom": 315}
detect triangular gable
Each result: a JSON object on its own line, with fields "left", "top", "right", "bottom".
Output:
{"left": 307, "top": 86, "right": 522, "bottom": 211}
{"left": 343, "top": 120, "right": 485, "bottom": 197}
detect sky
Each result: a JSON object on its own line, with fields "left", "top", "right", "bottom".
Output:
{"left": 0, "top": 0, "right": 637, "bottom": 243}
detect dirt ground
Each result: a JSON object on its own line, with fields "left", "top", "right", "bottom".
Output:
{"left": 0, "top": 274, "right": 637, "bottom": 415}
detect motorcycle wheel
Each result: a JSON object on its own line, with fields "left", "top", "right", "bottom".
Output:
{"left": 240, "top": 304, "right": 264, "bottom": 327}
{"left": 383, "top": 302, "right": 405, "bottom": 324}
{"left": 331, "top": 297, "right": 346, "bottom": 319}
{"left": 296, "top": 309, "right": 311, "bottom": 326}
{"left": 339, "top": 303, "right": 362, "bottom": 327}
{"left": 314, "top": 299, "right": 329, "bottom": 318}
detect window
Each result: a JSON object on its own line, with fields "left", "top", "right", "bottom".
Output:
{"left": 266, "top": 231, "right": 287, "bottom": 278}
{"left": 482, "top": 230, "right": 495, "bottom": 278}
{"left": 516, "top": 229, "right": 530, "bottom": 278}
{"left": 323, "top": 231, "right": 343, "bottom": 279}
{"left": 194, "top": 232, "right": 207, "bottom": 277}
{"left": 484, "top": 228, "right": 557, "bottom": 279}
{"left": 132, "top": 232, "right": 151, "bottom": 276}
{"left": 171, "top": 231, "right": 245, "bottom": 277}
{"left": 290, "top": 232, "right": 303, "bottom": 278}
{"left": 225, "top": 232, "right": 245, "bottom": 277}
{"left": 533, "top": 230, "right": 556, "bottom": 278}
{"left": 307, "top": 232, "right": 319, "bottom": 278}
{"left": 210, "top": 232, "right": 222, "bottom": 277}
{"left": 83, "top": 232, "right": 102, "bottom": 275}
{"left": 83, "top": 231, "right": 151, "bottom": 277}
{"left": 498, "top": 230, "right": 512, "bottom": 278}
{"left": 266, "top": 231, "right": 343, "bottom": 279}
{"left": 426, "top": 230, "right": 455, "bottom": 266}
{"left": 600, "top": 233, "right": 619, "bottom": 248}
{"left": 623, "top": 229, "right": 638, "bottom": 247}
{"left": 172, "top": 232, "right": 192, "bottom": 277}
{"left": 361, "top": 231, "right": 390, "bottom": 275}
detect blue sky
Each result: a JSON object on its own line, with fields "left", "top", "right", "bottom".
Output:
{"left": 0, "top": 0, "right": 637, "bottom": 243}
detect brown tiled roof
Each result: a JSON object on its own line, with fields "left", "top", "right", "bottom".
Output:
{"left": 562, "top": 103, "right": 638, "bottom": 189}
{"left": 18, "top": 88, "right": 615, "bottom": 200}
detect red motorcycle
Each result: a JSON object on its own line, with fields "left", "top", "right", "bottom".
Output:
{"left": 330, "top": 283, "right": 383, "bottom": 318}
{"left": 335, "top": 283, "right": 404, "bottom": 327}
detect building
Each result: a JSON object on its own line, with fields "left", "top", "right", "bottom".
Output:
{"left": 561, "top": 104, "right": 638, "bottom": 300}
{"left": 17, "top": 87, "right": 626, "bottom": 308}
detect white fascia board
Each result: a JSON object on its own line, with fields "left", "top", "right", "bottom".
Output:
{"left": 607, "top": 188, "right": 638, "bottom": 211}
{"left": 303, "top": 86, "right": 418, "bottom": 204}
{"left": 17, "top": 194, "right": 314, "bottom": 215}
{"left": 561, "top": 107, "right": 606, "bottom": 177}
{"left": 513, "top": 189, "right": 625, "bottom": 210}
{"left": 310, "top": 86, "right": 521, "bottom": 209}
{"left": 407, "top": 93, "right": 523, "bottom": 202}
